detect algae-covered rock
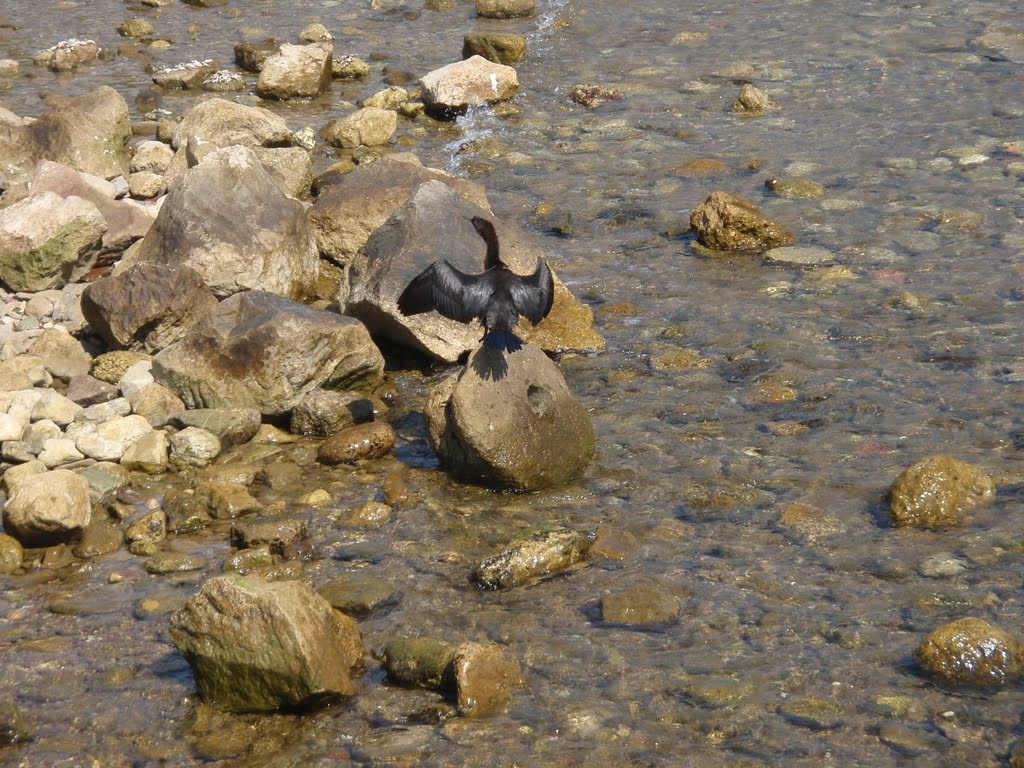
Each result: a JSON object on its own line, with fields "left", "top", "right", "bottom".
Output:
{"left": 600, "top": 585, "right": 680, "bottom": 627}
{"left": 453, "top": 642, "right": 522, "bottom": 718}
{"left": 472, "top": 526, "right": 591, "bottom": 589}
{"left": 914, "top": 617, "right": 1023, "bottom": 688}
{"left": 383, "top": 637, "right": 457, "bottom": 690}
{"left": 778, "top": 697, "right": 845, "bottom": 730}
{"left": 765, "top": 177, "right": 825, "bottom": 199}
{"left": 689, "top": 191, "right": 795, "bottom": 251}
{"left": 170, "top": 574, "right": 364, "bottom": 712}
{"left": 0, "top": 534, "right": 24, "bottom": 574}
{"left": 317, "top": 422, "right": 395, "bottom": 465}
{"left": 889, "top": 455, "right": 994, "bottom": 529}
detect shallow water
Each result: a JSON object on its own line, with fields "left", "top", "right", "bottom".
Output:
{"left": 2, "top": 0, "right": 1024, "bottom": 766}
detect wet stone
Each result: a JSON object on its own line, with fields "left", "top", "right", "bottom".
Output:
{"left": 195, "top": 481, "right": 263, "bottom": 520}
{"left": 765, "top": 177, "right": 825, "bottom": 198}
{"left": 763, "top": 246, "right": 835, "bottom": 267}
{"left": 877, "top": 723, "right": 951, "bottom": 757}
{"left": 0, "top": 701, "right": 31, "bottom": 746}
{"left": 317, "top": 574, "right": 401, "bottom": 616}
{"left": 677, "top": 677, "right": 755, "bottom": 708}
{"left": 778, "top": 697, "right": 845, "bottom": 730}
{"left": 222, "top": 544, "right": 275, "bottom": 574}
{"left": 383, "top": 637, "right": 457, "bottom": 691}
{"left": 600, "top": 585, "right": 680, "bottom": 627}
{"left": 317, "top": 422, "right": 395, "bottom": 464}
{"left": 143, "top": 552, "right": 207, "bottom": 574}
{"left": 453, "top": 642, "right": 522, "bottom": 718}
{"left": 124, "top": 508, "right": 167, "bottom": 547}
{"left": 73, "top": 515, "right": 123, "bottom": 559}
{"left": 164, "top": 490, "right": 213, "bottom": 533}
{"left": 229, "top": 514, "right": 308, "bottom": 553}
{"left": 472, "top": 526, "right": 591, "bottom": 590}
{"left": 889, "top": 455, "right": 995, "bottom": 529}
{"left": 0, "top": 534, "right": 24, "bottom": 574}
{"left": 914, "top": 617, "right": 1023, "bottom": 688}
{"left": 918, "top": 553, "right": 968, "bottom": 579}
{"left": 347, "top": 501, "right": 391, "bottom": 528}
{"left": 590, "top": 526, "right": 640, "bottom": 561}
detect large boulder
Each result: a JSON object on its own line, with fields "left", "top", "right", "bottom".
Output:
{"left": 420, "top": 55, "right": 519, "bottom": 118}
{"left": 81, "top": 263, "right": 218, "bottom": 353}
{"left": 256, "top": 42, "right": 332, "bottom": 100}
{"left": 424, "top": 343, "right": 594, "bottom": 490}
{"left": 169, "top": 574, "right": 364, "bottom": 712}
{"left": 0, "top": 192, "right": 106, "bottom": 292}
{"left": 307, "top": 157, "right": 490, "bottom": 270}
{"left": 171, "top": 97, "right": 295, "bottom": 151}
{"left": 689, "top": 191, "right": 796, "bottom": 251}
{"left": 131, "top": 145, "right": 319, "bottom": 300}
{"left": 1, "top": 469, "right": 91, "bottom": 546}
{"left": 153, "top": 290, "right": 384, "bottom": 416}
{"left": 344, "top": 180, "right": 603, "bottom": 362}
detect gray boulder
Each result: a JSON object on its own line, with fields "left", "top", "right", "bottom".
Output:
{"left": 307, "top": 157, "right": 490, "bottom": 270}
{"left": 0, "top": 192, "right": 106, "bottom": 292}
{"left": 131, "top": 145, "right": 319, "bottom": 300}
{"left": 153, "top": 290, "right": 384, "bottom": 416}
{"left": 1, "top": 469, "right": 92, "bottom": 546}
{"left": 169, "top": 574, "right": 364, "bottom": 712}
{"left": 81, "top": 263, "right": 218, "bottom": 353}
{"left": 171, "top": 97, "right": 295, "bottom": 151}
{"left": 321, "top": 107, "right": 397, "bottom": 148}
{"left": 345, "top": 180, "right": 603, "bottom": 362}
{"left": 424, "top": 343, "right": 594, "bottom": 490}
{"left": 256, "top": 42, "right": 332, "bottom": 100}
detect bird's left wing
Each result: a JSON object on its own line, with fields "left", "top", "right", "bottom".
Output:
{"left": 510, "top": 258, "right": 555, "bottom": 325}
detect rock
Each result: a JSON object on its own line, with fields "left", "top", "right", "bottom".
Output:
{"left": 169, "top": 426, "right": 221, "bottom": 468}
{"left": 256, "top": 43, "right": 332, "bottom": 100}
{"left": 223, "top": 544, "right": 274, "bottom": 574}
{"left": 420, "top": 56, "right": 518, "bottom": 118}
{"left": 234, "top": 39, "right": 282, "bottom": 73}
{"left": 472, "top": 526, "right": 591, "bottom": 589}
{"left": 124, "top": 508, "right": 167, "bottom": 548}
{"left": 0, "top": 534, "right": 24, "bottom": 574}
{"left": 127, "top": 171, "right": 165, "bottom": 199}
{"left": 38, "top": 438, "right": 85, "bottom": 468}
{"left": 568, "top": 84, "right": 622, "bottom": 108}
{"left": 765, "top": 177, "right": 825, "bottom": 199}
{"left": 153, "top": 60, "right": 222, "bottom": 90}
{"left": 383, "top": 637, "right": 457, "bottom": 690}
{"left": 689, "top": 191, "right": 796, "bottom": 251}
{"left": 332, "top": 54, "right": 370, "bottom": 79}
{"left": 763, "top": 245, "right": 834, "bottom": 267}
{"left": 299, "top": 23, "right": 333, "bottom": 43}
{"left": 475, "top": 0, "right": 534, "bottom": 19}
{"left": 81, "top": 263, "right": 217, "bottom": 353}
{"left": 426, "top": 344, "right": 594, "bottom": 490}
{"left": 778, "top": 697, "right": 844, "bottom": 730}
{"left": 1, "top": 469, "right": 91, "bottom": 546}
{"left": 600, "top": 585, "right": 681, "bottom": 627}
{"left": 75, "top": 414, "right": 152, "bottom": 461}
{"left": 196, "top": 480, "right": 262, "bottom": 519}
{"left": 75, "top": 397, "right": 132, "bottom": 425}
{"left": 318, "top": 422, "right": 395, "bottom": 464}
{"left": 889, "top": 455, "right": 995, "bottom": 529}
{"left": 731, "top": 83, "right": 774, "bottom": 114}
{"left": 914, "top": 617, "right": 1023, "bottom": 688}
{"left": 117, "top": 360, "right": 155, "bottom": 400}
{"left": 308, "top": 157, "right": 490, "bottom": 270}
{"left": 777, "top": 501, "right": 846, "bottom": 541}
{"left": 229, "top": 514, "right": 307, "bottom": 551}
{"left": 91, "top": 351, "right": 152, "bottom": 384}
{"left": 153, "top": 291, "right": 384, "bottom": 416}
{"left": 34, "top": 39, "right": 100, "bottom": 71}
{"left": 30, "top": 389, "right": 81, "bottom": 426}
{"left": 361, "top": 86, "right": 410, "bottom": 112}
{"left": 290, "top": 389, "right": 374, "bottom": 436}
{"left": 252, "top": 146, "right": 314, "bottom": 199}
{"left": 0, "top": 192, "right": 106, "bottom": 292}
{"left": 131, "top": 141, "right": 175, "bottom": 174}
{"left": 28, "top": 326, "right": 92, "bottom": 382}
{"left": 0, "top": 60, "right": 19, "bottom": 78}
{"left": 120, "top": 429, "right": 170, "bottom": 473}
{"left": 144, "top": 553, "right": 207, "bottom": 574}
{"left": 453, "top": 642, "right": 522, "bottom": 717}
{"left": 132, "top": 146, "right": 318, "bottom": 300}
{"left": 344, "top": 180, "right": 602, "bottom": 361}
{"left": 346, "top": 501, "right": 391, "bottom": 527}
{"left": 118, "top": 18, "right": 154, "bottom": 38}
{"left": 1, "top": 460, "right": 46, "bottom": 495}
{"left": 462, "top": 33, "right": 527, "bottom": 65}
{"left": 66, "top": 374, "right": 120, "bottom": 406}
{"left": 0, "top": 700, "right": 31, "bottom": 745}
{"left": 171, "top": 408, "right": 262, "bottom": 448}
{"left": 321, "top": 107, "right": 397, "bottom": 148}
{"left": 171, "top": 98, "right": 294, "bottom": 151}
{"left": 0, "top": 358, "right": 50, "bottom": 390}
{"left": 169, "top": 574, "right": 364, "bottom": 712}
{"left": 76, "top": 461, "right": 130, "bottom": 505}
{"left": 317, "top": 574, "right": 400, "bottom": 616}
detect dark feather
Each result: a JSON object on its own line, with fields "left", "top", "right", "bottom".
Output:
{"left": 510, "top": 257, "right": 555, "bottom": 325}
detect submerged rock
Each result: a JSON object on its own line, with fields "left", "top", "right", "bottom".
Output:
{"left": 426, "top": 344, "right": 594, "bottom": 490}
{"left": 476, "top": 0, "right": 534, "bottom": 18}
{"left": 453, "top": 642, "right": 522, "bottom": 718}
{"left": 914, "top": 617, "right": 1023, "bottom": 688}
{"left": 1, "top": 469, "right": 91, "bottom": 546}
{"left": 600, "top": 585, "right": 681, "bottom": 627}
{"left": 462, "top": 33, "right": 527, "bottom": 65}
{"left": 169, "top": 574, "right": 364, "bottom": 712}
{"left": 383, "top": 637, "right": 457, "bottom": 690}
{"left": 472, "top": 526, "right": 591, "bottom": 589}
{"left": 689, "top": 190, "right": 796, "bottom": 251}
{"left": 889, "top": 455, "right": 995, "bottom": 529}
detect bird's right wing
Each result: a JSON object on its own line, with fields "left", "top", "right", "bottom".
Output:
{"left": 510, "top": 258, "right": 555, "bottom": 325}
{"left": 397, "top": 260, "right": 487, "bottom": 323}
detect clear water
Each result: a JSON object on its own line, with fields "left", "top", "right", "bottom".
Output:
{"left": 2, "top": 0, "right": 1024, "bottom": 765}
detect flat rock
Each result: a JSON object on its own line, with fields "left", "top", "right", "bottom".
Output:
{"left": 317, "top": 574, "right": 400, "bottom": 616}
{"left": 472, "top": 526, "right": 591, "bottom": 589}
{"left": 600, "top": 585, "right": 681, "bottom": 627}
{"left": 454, "top": 642, "right": 522, "bottom": 717}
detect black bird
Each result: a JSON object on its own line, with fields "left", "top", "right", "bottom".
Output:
{"left": 397, "top": 216, "right": 555, "bottom": 353}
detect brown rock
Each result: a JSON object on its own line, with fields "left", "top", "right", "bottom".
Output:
{"left": 689, "top": 190, "right": 796, "bottom": 251}
{"left": 454, "top": 642, "right": 523, "bottom": 717}
{"left": 889, "top": 455, "right": 995, "bottom": 529}
{"left": 915, "top": 617, "right": 1023, "bottom": 688}
{"left": 318, "top": 422, "right": 396, "bottom": 464}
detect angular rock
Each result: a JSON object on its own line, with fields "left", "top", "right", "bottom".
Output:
{"left": 169, "top": 426, "right": 221, "bottom": 468}
{"left": 321, "top": 107, "right": 397, "bottom": 148}
{"left": 81, "top": 263, "right": 218, "bottom": 353}
{"left": 27, "top": 326, "right": 92, "bottom": 382}
{"left": 382, "top": 637, "right": 457, "bottom": 690}
{"left": 0, "top": 192, "right": 106, "bottom": 292}
{"left": 131, "top": 141, "right": 175, "bottom": 174}
{"left": 171, "top": 408, "right": 262, "bottom": 448}
{"left": 169, "top": 574, "right": 364, "bottom": 712}
{"left": 124, "top": 508, "right": 167, "bottom": 548}
{"left": 317, "top": 422, "right": 395, "bottom": 464}
{"left": 31, "top": 390, "right": 81, "bottom": 425}
{"left": 344, "top": 180, "right": 602, "bottom": 361}
{"left": 332, "top": 54, "right": 370, "bottom": 79}
{"left": 1, "top": 468, "right": 91, "bottom": 546}
{"left": 361, "top": 86, "right": 409, "bottom": 111}
{"left": 317, "top": 574, "right": 400, "bottom": 616}
{"left": 472, "top": 526, "right": 591, "bottom": 589}
{"left": 915, "top": 617, "right": 1023, "bottom": 688}
{"left": 234, "top": 39, "right": 282, "bottom": 73}
{"left": 171, "top": 98, "right": 294, "bottom": 151}
{"left": 308, "top": 157, "right": 490, "bottom": 270}
{"left": 229, "top": 514, "right": 307, "bottom": 552}
{"left": 420, "top": 55, "right": 519, "bottom": 118}
{"left": 117, "top": 360, "right": 155, "bottom": 400}
{"left": 291, "top": 389, "right": 374, "bottom": 436}
{"left": 153, "top": 291, "right": 383, "bottom": 416}
{"left": 426, "top": 344, "right": 594, "bottom": 490}
{"left": 689, "top": 191, "right": 796, "bottom": 251}
{"left": 129, "top": 382, "right": 186, "bottom": 427}
{"left": 454, "top": 642, "right": 522, "bottom": 717}
{"left": 76, "top": 461, "right": 130, "bottom": 505}
{"left": 476, "top": 0, "right": 534, "bottom": 19}
{"left": 889, "top": 455, "right": 995, "bottom": 529}
{"left": 462, "top": 33, "right": 527, "bottom": 65}
{"left": 196, "top": 480, "right": 262, "bottom": 519}
{"left": 731, "top": 83, "right": 774, "bottom": 114}
{"left": 37, "top": 437, "right": 85, "bottom": 468}
{"left": 131, "top": 146, "right": 319, "bottom": 300}
{"left": 153, "top": 60, "right": 221, "bottom": 90}
{"left": 121, "top": 429, "right": 170, "bottom": 473}
{"left": 256, "top": 43, "right": 332, "bottom": 100}
{"left": 66, "top": 374, "right": 120, "bottom": 406}
{"left": 252, "top": 146, "right": 314, "bottom": 199}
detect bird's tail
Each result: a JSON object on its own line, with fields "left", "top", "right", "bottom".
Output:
{"left": 483, "top": 329, "right": 523, "bottom": 353}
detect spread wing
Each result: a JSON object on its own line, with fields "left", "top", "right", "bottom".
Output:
{"left": 396, "top": 260, "right": 489, "bottom": 324}
{"left": 510, "top": 258, "right": 555, "bottom": 325}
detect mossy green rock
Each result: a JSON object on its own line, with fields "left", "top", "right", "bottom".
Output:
{"left": 765, "top": 177, "right": 825, "bottom": 199}
{"left": 889, "top": 455, "right": 995, "bottom": 528}
{"left": 0, "top": 534, "right": 23, "bottom": 574}
{"left": 472, "top": 526, "right": 591, "bottom": 589}
{"left": 170, "top": 574, "right": 364, "bottom": 712}
{"left": 382, "top": 637, "right": 457, "bottom": 690}
{"left": 914, "top": 617, "right": 1023, "bottom": 688}
{"left": 778, "top": 696, "right": 845, "bottom": 730}
{"left": 462, "top": 33, "right": 527, "bottom": 65}
{"left": 317, "top": 574, "right": 400, "bottom": 616}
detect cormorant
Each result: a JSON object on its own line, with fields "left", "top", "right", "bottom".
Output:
{"left": 397, "top": 216, "right": 555, "bottom": 353}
